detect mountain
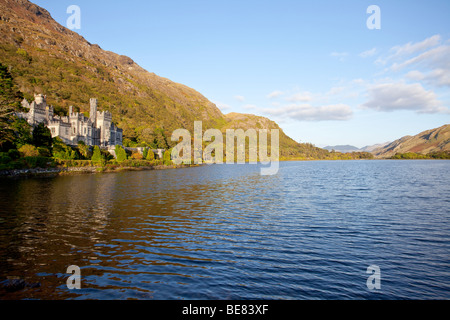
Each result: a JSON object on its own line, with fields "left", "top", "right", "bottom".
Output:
{"left": 323, "top": 145, "right": 360, "bottom": 153}
{"left": 371, "top": 125, "right": 450, "bottom": 158}
{"left": 0, "top": 0, "right": 340, "bottom": 159}
{"left": 360, "top": 142, "right": 390, "bottom": 153}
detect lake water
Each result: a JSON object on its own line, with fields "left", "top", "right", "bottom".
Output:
{"left": 0, "top": 160, "right": 449, "bottom": 300}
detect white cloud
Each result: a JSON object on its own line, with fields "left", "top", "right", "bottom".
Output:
{"left": 326, "top": 86, "right": 345, "bottom": 96}
{"left": 234, "top": 95, "right": 245, "bottom": 102}
{"left": 243, "top": 104, "right": 257, "bottom": 110}
{"left": 424, "top": 68, "right": 450, "bottom": 87}
{"left": 369, "top": 35, "right": 450, "bottom": 89}
{"left": 263, "top": 103, "right": 353, "bottom": 121}
{"left": 361, "top": 82, "right": 448, "bottom": 114}
{"left": 405, "top": 70, "right": 425, "bottom": 81}
{"left": 390, "top": 35, "right": 441, "bottom": 58}
{"left": 214, "top": 101, "right": 232, "bottom": 112}
{"left": 375, "top": 35, "right": 442, "bottom": 66}
{"left": 360, "top": 48, "right": 377, "bottom": 58}
{"left": 286, "top": 91, "right": 313, "bottom": 102}
{"left": 330, "top": 52, "right": 348, "bottom": 62}
{"left": 267, "top": 90, "right": 284, "bottom": 99}
{"left": 390, "top": 44, "right": 450, "bottom": 87}
{"left": 390, "top": 45, "right": 450, "bottom": 71}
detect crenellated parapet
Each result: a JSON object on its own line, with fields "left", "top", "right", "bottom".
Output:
{"left": 16, "top": 94, "right": 122, "bottom": 147}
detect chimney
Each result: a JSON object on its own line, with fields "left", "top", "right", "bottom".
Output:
{"left": 69, "top": 105, "right": 73, "bottom": 115}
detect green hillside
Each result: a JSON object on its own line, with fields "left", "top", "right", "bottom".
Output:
{"left": 0, "top": 0, "right": 372, "bottom": 160}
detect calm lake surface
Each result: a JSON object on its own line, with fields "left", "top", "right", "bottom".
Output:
{"left": 0, "top": 160, "right": 449, "bottom": 300}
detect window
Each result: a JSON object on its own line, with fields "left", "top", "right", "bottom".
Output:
{"left": 51, "top": 128, "right": 55, "bottom": 134}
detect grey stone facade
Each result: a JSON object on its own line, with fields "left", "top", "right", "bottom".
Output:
{"left": 17, "top": 94, "right": 123, "bottom": 147}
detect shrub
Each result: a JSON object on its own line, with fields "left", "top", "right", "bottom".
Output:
{"left": 77, "top": 141, "right": 92, "bottom": 160}
{"left": 7, "top": 149, "right": 20, "bottom": 160}
{"left": 115, "top": 145, "right": 127, "bottom": 162}
{"left": 52, "top": 138, "right": 77, "bottom": 160}
{"left": 131, "top": 152, "right": 143, "bottom": 160}
{"left": 19, "top": 144, "right": 39, "bottom": 157}
{"left": 91, "top": 146, "right": 105, "bottom": 166}
{"left": 0, "top": 155, "right": 12, "bottom": 164}
{"left": 163, "top": 149, "right": 172, "bottom": 165}
{"left": 146, "top": 149, "right": 155, "bottom": 161}
{"left": 142, "top": 147, "right": 149, "bottom": 159}
{"left": 38, "top": 147, "right": 52, "bottom": 157}
{"left": 23, "top": 156, "right": 49, "bottom": 168}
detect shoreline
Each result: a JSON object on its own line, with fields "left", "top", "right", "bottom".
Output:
{"left": 1, "top": 158, "right": 448, "bottom": 179}
{"left": 0, "top": 164, "right": 197, "bottom": 179}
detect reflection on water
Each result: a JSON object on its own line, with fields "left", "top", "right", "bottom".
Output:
{"left": 0, "top": 161, "right": 449, "bottom": 299}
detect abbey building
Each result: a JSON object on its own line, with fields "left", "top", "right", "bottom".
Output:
{"left": 17, "top": 94, "right": 123, "bottom": 147}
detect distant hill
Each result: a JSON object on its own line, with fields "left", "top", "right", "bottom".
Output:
{"left": 323, "top": 145, "right": 360, "bottom": 153}
{"left": 372, "top": 125, "right": 450, "bottom": 158}
{"left": 360, "top": 142, "right": 390, "bottom": 153}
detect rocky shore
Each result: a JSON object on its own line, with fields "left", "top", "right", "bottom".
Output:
{"left": 0, "top": 164, "right": 195, "bottom": 178}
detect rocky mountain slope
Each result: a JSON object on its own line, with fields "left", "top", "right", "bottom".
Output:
{"left": 0, "top": 0, "right": 330, "bottom": 158}
{"left": 372, "top": 124, "right": 450, "bottom": 158}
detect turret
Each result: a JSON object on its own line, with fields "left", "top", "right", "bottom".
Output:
{"left": 90, "top": 98, "right": 97, "bottom": 125}
{"left": 34, "top": 93, "right": 46, "bottom": 106}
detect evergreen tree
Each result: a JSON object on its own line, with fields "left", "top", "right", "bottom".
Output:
{"left": 91, "top": 146, "right": 105, "bottom": 165}
{"left": 115, "top": 144, "right": 127, "bottom": 162}
{"left": 32, "top": 123, "right": 53, "bottom": 148}
{"left": 163, "top": 149, "right": 172, "bottom": 165}
{"left": 146, "top": 148, "right": 155, "bottom": 161}
{"left": 0, "top": 63, "right": 24, "bottom": 151}
{"left": 142, "top": 147, "right": 149, "bottom": 159}
{"left": 11, "top": 118, "right": 32, "bottom": 148}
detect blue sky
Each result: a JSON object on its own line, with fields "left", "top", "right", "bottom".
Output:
{"left": 33, "top": 0, "right": 450, "bottom": 148}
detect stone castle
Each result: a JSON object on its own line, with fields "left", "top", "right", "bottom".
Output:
{"left": 17, "top": 94, "right": 123, "bottom": 147}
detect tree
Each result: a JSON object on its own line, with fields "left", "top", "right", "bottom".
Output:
{"left": 11, "top": 118, "right": 32, "bottom": 148}
{"left": 32, "top": 123, "right": 52, "bottom": 148}
{"left": 154, "top": 127, "right": 169, "bottom": 149}
{"left": 0, "top": 63, "right": 24, "bottom": 151}
{"left": 77, "top": 141, "right": 92, "bottom": 160}
{"left": 91, "top": 146, "right": 105, "bottom": 165}
{"left": 131, "top": 152, "right": 143, "bottom": 160}
{"left": 0, "top": 63, "right": 23, "bottom": 116}
{"left": 139, "top": 128, "right": 155, "bottom": 146}
{"left": 18, "top": 144, "right": 39, "bottom": 157}
{"left": 115, "top": 144, "right": 127, "bottom": 162}
{"left": 142, "top": 147, "right": 149, "bottom": 159}
{"left": 146, "top": 149, "right": 155, "bottom": 161}
{"left": 52, "top": 137, "right": 77, "bottom": 160}
{"left": 163, "top": 149, "right": 172, "bottom": 165}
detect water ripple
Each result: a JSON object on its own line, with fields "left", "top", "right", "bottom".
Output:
{"left": 0, "top": 161, "right": 449, "bottom": 299}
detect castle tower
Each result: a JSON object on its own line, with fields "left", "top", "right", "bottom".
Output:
{"left": 34, "top": 93, "right": 46, "bottom": 106}
{"left": 90, "top": 98, "right": 98, "bottom": 125}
